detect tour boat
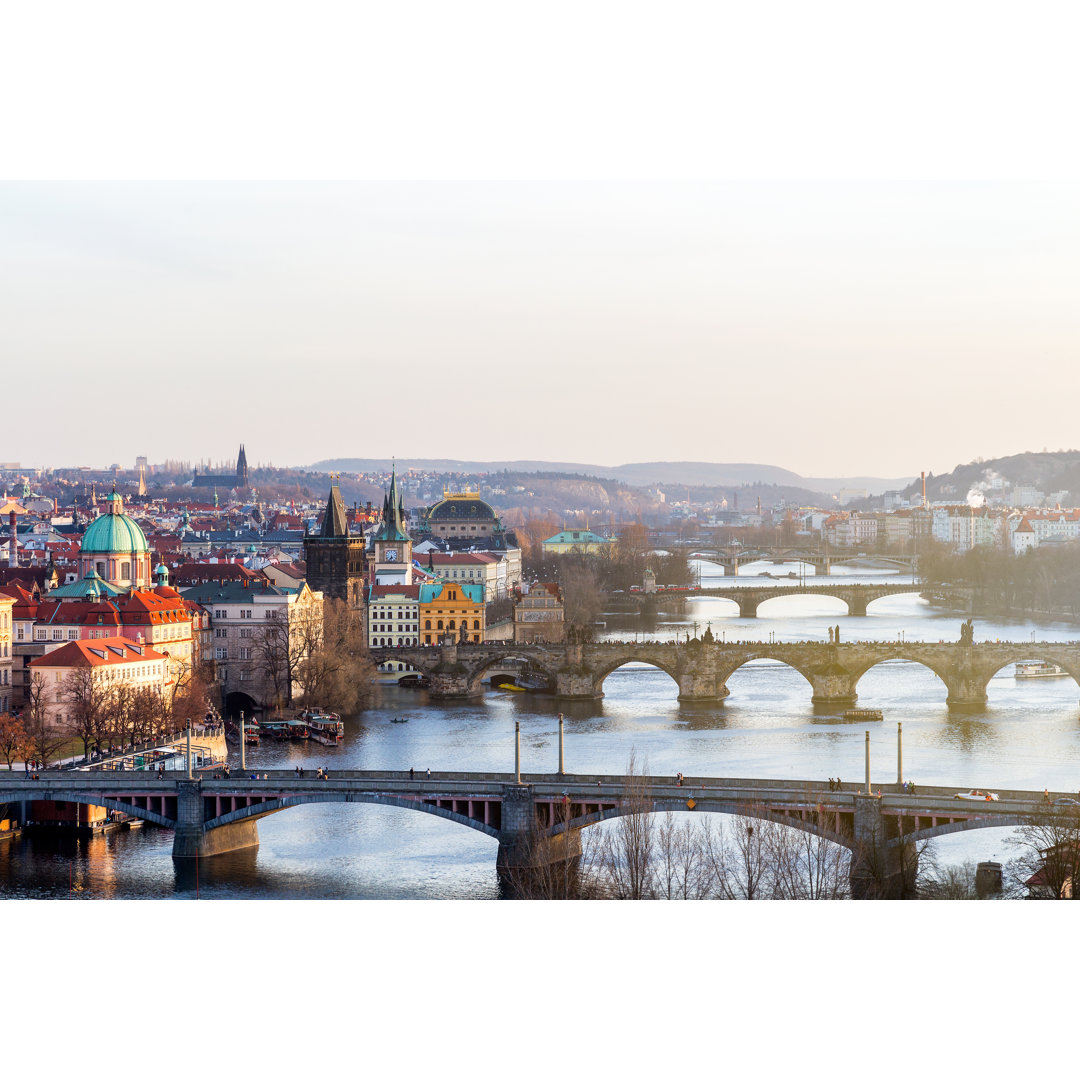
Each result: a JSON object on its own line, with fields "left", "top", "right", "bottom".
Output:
{"left": 843, "top": 708, "right": 884, "bottom": 722}
{"left": 1015, "top": 661, "right": 1068, "bottom": 679}
{"left": 261, "top": 719, "right": 293, "bottom": 739}
{"left": 243, "top": 721, "right": 260, "bottom": 745}
{"left": 304, "top": 712, "right": 344, "bottom": 745}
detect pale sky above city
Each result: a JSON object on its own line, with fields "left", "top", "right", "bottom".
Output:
{"left": 5, "top": 4, "right": 1080, "bottom": 482}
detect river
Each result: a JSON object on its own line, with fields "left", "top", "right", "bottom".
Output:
{"left": 3, "top": 558, "right": 1079, "bottom": 899}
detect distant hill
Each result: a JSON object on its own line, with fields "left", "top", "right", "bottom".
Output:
{"left": 311, "top": 458, "right": 912, "bottom": 496}
{"left": 904, "top": 451, "right": 1080, "bottom": 504}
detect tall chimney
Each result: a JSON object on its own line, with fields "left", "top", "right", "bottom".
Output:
{"left": 8, "top": 509, "right": 16, "bottom": 567}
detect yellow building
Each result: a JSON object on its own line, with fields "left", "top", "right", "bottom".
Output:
{"left": 419, "top": 581, "right": 485, "bottom": 645}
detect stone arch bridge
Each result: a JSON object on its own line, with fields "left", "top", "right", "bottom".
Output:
{"left": 0, "top": 771, "right": 1054, "bottom": 898}
{"left": 627, "top": 582, "right": 970, "bottom": 617}
{"left": 369, "top": 637, "right": 1080, "bottom": 708}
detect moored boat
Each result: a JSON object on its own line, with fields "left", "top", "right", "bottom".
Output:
{"left": 303, "top": 711, "right": 344, "bottom": 745}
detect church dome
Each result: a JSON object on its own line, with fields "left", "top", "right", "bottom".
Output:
{"left": 81, "top": 496, "right": 150, "bottom": 556}
{"left": 426, "top": 492, "right": 497, "bottom": 524}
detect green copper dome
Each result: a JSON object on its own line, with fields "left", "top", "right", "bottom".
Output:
{"left": 81, "top": 503, "right": 150, "bottom": 555}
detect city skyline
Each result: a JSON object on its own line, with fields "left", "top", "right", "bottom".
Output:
{"left": 6, "top": 180, "right": 1080, "bottom": 478}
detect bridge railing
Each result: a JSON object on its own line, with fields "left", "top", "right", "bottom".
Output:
{"left": 0, "top": 770, "right": 1067, "bottom": 807}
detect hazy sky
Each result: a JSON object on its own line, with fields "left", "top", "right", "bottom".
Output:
{"left": 5, "top": 5, "right": 1080, "bottom": 481}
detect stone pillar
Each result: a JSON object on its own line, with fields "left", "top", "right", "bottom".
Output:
{"left": 554, "top": 671, "right": 602, "bottom": 700}
{"left": 849, "top": 794, "right": 917, "bottom": 899}
{"left": 809, "top": 669, "right": 858, "bottom": 706}
{"left": 737, "top": 595, "right": 760, "bottom": 618}
{"left": 676, "top": 657, "right": 730, "bottom": 701}
{"left": 847, "top": 593, "right": 868, "bottom": 617}
{"left": 172, "top": 779, "right": 260, "bottom": 859}
{"left": 496, "top": 784, "right": 582, "bottom": 898}
{"left": 427, "top": 671, "right": 478, "bottom": 698}
{"left": 945, "top": 675, "right": 988, "bottom": 708}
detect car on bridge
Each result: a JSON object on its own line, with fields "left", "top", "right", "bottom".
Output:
{"left": 954, "top": 789, "right": 999, "bottom": 801}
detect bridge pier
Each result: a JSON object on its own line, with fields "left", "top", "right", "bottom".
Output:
{"left": 172, "top": 780, "right": 260, "bottom": 859}
{"left": 676, "top": 667, "right": 730, "bottom": 702}
{"left": 945, "top": 676, "right": 989, "bottom": 710}
{"left": 849, "top": 795, "right": 918, "bottom": 899}
{"left": 496, "top": 784, "right": 583, "bottom": 898}
{"left": 737, "top": 597, "right": 760, "bottom": 618}
{"left": 809, "top": 669, "right": 858, "bottom": 707}
{"left": 555, "top": 671, "right": 603, "bottom": 700}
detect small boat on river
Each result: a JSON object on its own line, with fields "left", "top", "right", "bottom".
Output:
{"left": 1015, "top": 661, "right": 1068, "bottom": 679}
{"left": 843, "top": 708, "right": 884, "bottom": 722}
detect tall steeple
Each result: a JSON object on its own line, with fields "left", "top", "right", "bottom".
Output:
{"left": 321, "top": 477, "right": 349, "bottom": 538}
{"left": 236, "top": 444, "right": 249, "bottom": 487}
{"left": 375, "top": 463, "right": 409, "bottom": 542}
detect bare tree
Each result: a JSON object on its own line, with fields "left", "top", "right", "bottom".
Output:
{"left": 559, "top": 562, "right": 604, "bottom": 641}
{"left": 653, "top": 813, "right": 718, "bottom": 899}
{"left": 63, "top": 665, "right": 110, "bottom": 760}
{"left": 295, "top": 599, "right": 376, "bottom": 715}
{"left": 0, "top": 713, "right": 30, "bottom": 770}
{"left": 595, "top": 751, "right": 655, "bottom": 899}
{"left": 1006, "top": 805, "right": 1080, "bottom": 899}
{"left": 22, "top": 673, "right": 67, "bottom": 766}
{"left": 711, "top": 810, "right": 775, "bottom": 899}
{"left": 768, "top": 800, "right": 851, "bottom": 899}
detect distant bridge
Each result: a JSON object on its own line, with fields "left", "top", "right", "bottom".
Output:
{"left": 369, "top": 636, "right": 1072, "bottom": 707}
{"left": 0, "top": 769, "right": 1057, "bottom": 897}
{"left": 674, "top": 544, "right": 919, "bottom": 575}
{"left": 618, "top": 581, "right": 969, "bottom": 617}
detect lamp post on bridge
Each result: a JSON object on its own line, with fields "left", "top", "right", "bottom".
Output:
{"left": 557, "top": 713, "right": 565, "bottom": 776}
{"left": 515, "top": 720, "right": 521, "bottom": 784}
{"left": 897, "top": 722, "right": 903, "bottom": 786}
{"left": 186, "top": 719, "right": 193, "bottom": 780}
{"left": 240, "top": 711, "right": 246, "bottom": 773}
{"left": 865, "top": 730, "right": 871, "bottom": 794}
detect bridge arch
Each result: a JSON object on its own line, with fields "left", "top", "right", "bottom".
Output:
{"left": 591, "top": 653, "right": 683, "bottom": 696}
{"left": 716, "top": 654, "right": 817, "bottom": 697}
{"left": 848, "top": 653, "right": 954, "bottom": 698}
{"left": 0, "top": 789, "right": 176, "bottom": 829}
{"left": 203, "top": 792, "right": 501, "bottom": 840}
{"left": 463, "top": 651, "right": 559, "bottom": 695}
{"left": 552, "top": 799, "right": 854, "bottom": 851}
{"left": 982, "top": 653, "right": 1080, "bottom": 693}
{"left": 755, "top": 592, "right": 850, "bottom": 617}
{"left": 889, "top": 814, "right": 1030, "bottom": 847}
{"left": 224, "top": 690, "right": 261, "bottom": 717}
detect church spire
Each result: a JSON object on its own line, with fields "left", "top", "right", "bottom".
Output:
{"left": 320, "top": 475, "right": 349, "bottom": 538}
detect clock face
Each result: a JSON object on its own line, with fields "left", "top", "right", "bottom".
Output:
{"left": 384, "top": 548, "right": 399, "bottom": 562}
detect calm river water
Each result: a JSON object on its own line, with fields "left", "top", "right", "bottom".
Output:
{"left": 4, "top": 560, "right": 1080, "bottom": 899}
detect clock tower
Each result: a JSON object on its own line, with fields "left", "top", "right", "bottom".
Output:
{"left": 370, "top": 465, "right": 412, "bottom": 585}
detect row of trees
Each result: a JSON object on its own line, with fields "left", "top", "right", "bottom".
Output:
{"left": 919, "top": 542, "right": 1080, "bottom": 618}
{"left": 0, "top": 656, "right": 218, "bottom": 769}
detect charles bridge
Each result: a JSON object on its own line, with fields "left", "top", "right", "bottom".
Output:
{"left": 369, "top": 636, "right": 1080, "bottom": 708}
{"left": 0, "top": 767, "right": 1060, "bottom": 898}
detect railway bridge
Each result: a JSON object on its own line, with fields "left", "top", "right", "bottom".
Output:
{"left": 0, "top": 769, "right": 1057, "bottom": 898}
{"left": 369, "top": 637, "right": 1080, "bottom": 707}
